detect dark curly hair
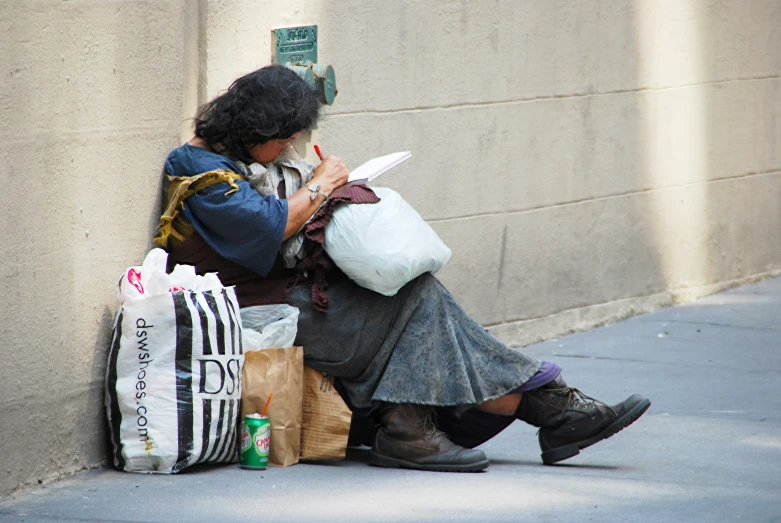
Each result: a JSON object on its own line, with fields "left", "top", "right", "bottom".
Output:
{"left": 194, "top": 65, "right": 321, "bottom": 163}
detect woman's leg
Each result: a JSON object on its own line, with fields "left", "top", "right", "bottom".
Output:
{"left": 293, "top": 274, "right": 541, "bottom": 472}
{"left": 477, "top": 393, "right": 522, "bottom": 416}
{"left": 295, "top": 274, "right": 650, "bottom": 469}
{"left": 447, "top": 374, "right": 651, "bottom": 465}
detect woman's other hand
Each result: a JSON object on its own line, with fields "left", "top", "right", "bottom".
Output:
{"left": 312, "top": 155, "right": 349, "bottom": 195}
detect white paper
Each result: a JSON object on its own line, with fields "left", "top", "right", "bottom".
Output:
{"left": 348, "top": 151, "right": 412, "bottom": 182}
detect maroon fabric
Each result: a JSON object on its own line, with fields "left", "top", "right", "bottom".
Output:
{"left": 301, "top": 183, "right": 380, "bottom": 313}
{"left": 167, "top": 232, "right": 300, "bottom": 308}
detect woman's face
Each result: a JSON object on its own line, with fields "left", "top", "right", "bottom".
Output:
{"left": 249, "top": 131, "right": 305, "bottom": 164}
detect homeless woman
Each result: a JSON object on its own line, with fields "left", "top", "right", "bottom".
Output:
{"left": 154, "top": 65, "right": 650, "bottom": 472}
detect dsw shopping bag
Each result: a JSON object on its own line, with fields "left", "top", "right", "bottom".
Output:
{"left": 300, "top": 367, "right": 352, "bottom": 461}
{"left": 242, "top": 347, "right": 304, "bottom": 467}
{"left": 105, "top": 250, "right": 244, "bottom": 473}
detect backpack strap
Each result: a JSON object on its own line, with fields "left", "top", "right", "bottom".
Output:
{"left": 154, "top": 169, "right": 247, "bottom": 249}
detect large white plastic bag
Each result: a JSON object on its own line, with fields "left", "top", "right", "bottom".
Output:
{"left": 324, "top": 187, "right": 451, "bottom": 296}
{"left": 240, "top": 304, "right": 299, "bottom": 351}
{"left": 106, "top": 252, "right": 244, "bottom": 474}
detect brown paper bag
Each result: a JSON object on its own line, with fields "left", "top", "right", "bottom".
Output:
{"left": 300, "top": 366, "right": 352, "bottom": 461}
{"left": 241, "top": 347, "right": 303, "bottom": 467}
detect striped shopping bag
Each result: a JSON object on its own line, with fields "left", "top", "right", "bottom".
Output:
{"left": 105, "top": 288, "right": 244, "bottom": 473}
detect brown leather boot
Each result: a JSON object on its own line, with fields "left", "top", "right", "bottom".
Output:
{"left": 516, "top": 384, "right": 651, "bottom": 465}
{"left": 369, "top": 404, "right": 489, "bottom": 472}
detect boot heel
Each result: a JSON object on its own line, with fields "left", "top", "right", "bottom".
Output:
{"left": 541, "top": 444, "right": 580, "bottom": 465}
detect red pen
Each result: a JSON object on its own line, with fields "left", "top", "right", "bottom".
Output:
{"left": 314, "top": 144, "right": 324, "bottom": 161}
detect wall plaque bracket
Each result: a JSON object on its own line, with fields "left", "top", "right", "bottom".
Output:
{"left": 272, "top": 25, "right": 336, "bottom": 105}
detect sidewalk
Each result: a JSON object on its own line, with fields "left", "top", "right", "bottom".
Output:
{"left": 2, "top": 278, "right": 780, "bottom": 523}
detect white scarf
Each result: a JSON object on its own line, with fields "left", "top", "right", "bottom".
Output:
{"left": 235, "top": 147, "right": 315, "bottom": 269}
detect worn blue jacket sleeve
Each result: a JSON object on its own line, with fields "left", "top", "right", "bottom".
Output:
{"left": 181, "top": 180, "right": 288, "bottom": 277}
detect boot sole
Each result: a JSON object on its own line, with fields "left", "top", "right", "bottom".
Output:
{"left": 541, "top": 397, "right": 651, "bottom": 465}
{"left": 369, "top": 451, "right": 489, "bottom": 472}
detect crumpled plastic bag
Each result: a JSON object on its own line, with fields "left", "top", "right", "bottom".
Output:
{"left": 240, "top": 304, "right": 300, "bottom": 351}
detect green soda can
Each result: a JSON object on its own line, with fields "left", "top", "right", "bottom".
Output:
{"left": 240, "top": 414, "right": 270, "bottom": 469}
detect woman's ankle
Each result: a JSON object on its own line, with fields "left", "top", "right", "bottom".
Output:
{"left": 476, "top": 393, "right": 522, "bottom": 416}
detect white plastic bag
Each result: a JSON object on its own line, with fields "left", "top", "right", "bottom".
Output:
{"left": 240, "top": 304, "right": 300, "bottom": 351}
{"left": 324, "top": 187, "right": 452, "bottom": 296}
{"left": 106, "top": 251, "right": 243, "bottom": 474}
{"left": 117, "top": 249, "right": 223, "bottom": 302}
{"left": 117, "top": 248, "right": 170, "bottom": 302}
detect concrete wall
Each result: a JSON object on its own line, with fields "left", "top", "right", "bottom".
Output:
{"left": 1, "top": 0, "right": 780, "bottom": 495}
{"left": 0, "top": 0, "right": 192, "bottom": 495}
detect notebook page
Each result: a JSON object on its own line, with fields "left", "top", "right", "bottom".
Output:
{"left": 348, "top": 151, "right": 412, "bottom": 182}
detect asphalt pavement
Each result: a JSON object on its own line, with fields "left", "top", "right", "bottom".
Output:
{"left": 2, "top": 277, "right": 780, "bottom": 522}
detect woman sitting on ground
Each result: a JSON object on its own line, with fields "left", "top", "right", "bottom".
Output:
{"left": 156, "top": 65, "right": 650, "bottom": 472}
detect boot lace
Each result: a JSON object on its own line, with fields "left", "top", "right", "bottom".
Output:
{"left": 415, "top": 406, "right": 444, "bottom": 437}
{"left": 549, "top": 387, "right": 615, "bottom": 414}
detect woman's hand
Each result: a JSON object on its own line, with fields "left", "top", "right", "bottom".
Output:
{"left": 281, "top": 155, "right": 350, "bottom": 240}
{"left": 311, "top": 155, "right": 349, "bottom": 195}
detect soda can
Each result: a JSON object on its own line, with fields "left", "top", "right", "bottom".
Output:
{"left": 240, "top": 414, "right": 270, "bottom": 469}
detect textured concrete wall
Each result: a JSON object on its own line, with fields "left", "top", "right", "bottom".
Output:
{"left": 0, "top": 0, "right": 191, "bottom": 495}
{"left": 2, "top": 0, "right": 780, "bottom": 496}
